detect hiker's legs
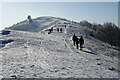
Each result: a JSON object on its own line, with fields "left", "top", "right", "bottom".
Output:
{"left": 76, "top": 44, "right": 78, "bottom": 49}
{"left": 80, "top": 44, "right": 82, "bottom": 50}
{"left": 73, "top": 41, "right": 75, "bottom": 46}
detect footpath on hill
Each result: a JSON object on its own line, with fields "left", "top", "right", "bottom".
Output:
{"left": 0, "top": 30, "right": 119, "bottom": 78}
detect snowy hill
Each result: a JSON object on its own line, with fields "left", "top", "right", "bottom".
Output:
{"left": 8, "top": 16, "right": 58, "bottom": 32}
{"left": 8, "top": 16, "right": 86, "bottom": 36}
{"left": 0, "top": 16, "right": 119, "bottom": 78}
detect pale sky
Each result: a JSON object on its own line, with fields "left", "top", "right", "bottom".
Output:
{"left": 0, "top": 0, "right": 119, "bottom": 30}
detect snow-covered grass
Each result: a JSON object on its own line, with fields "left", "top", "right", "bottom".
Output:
{"left": 0, "top": 16, "right": 119, "bottom": 78}
{"left": 0, "top": 30, "right": 119, "bottom": 78}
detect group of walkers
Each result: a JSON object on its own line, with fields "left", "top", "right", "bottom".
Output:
{"left": 48, "top": 27, "right": 63, "bottom": 34}
{"left": 57, "top": 28, "right": 63, "bottom": 33}
{"left": 48, "top": 27, "right": 53, "bottom": 34}
{"left": 72, "top": 34, "right": 84, "bottom": 50}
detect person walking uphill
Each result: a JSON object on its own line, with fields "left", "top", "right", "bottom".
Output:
{"left": 76, "top": 37, "right": 79, "bottom": 49}
{"left": 72, "top": 34, "right": 77, "bottom": 46}
{"left": 79, "top": 36, "right": 84, "bottom": 50}
{"left": 72, "top": 34, "right": 79, "bottom": 49}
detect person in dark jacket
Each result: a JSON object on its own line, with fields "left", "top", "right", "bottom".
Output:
{"left": 57, "top": 28, "right": 59, "bottom": 32}
{"left": 72, "top": 34, "right": 76, "bottom": 46}
{"left": 79, "top": 36, "right": 84, "bottom": 50}
{"left": 51, "top": 27, "right": 53, "bottom": 32}
{"left": 72, "top": 34, "right": 77, "bottom": 46}
{"left": 60, "top": 28, "right": 62, "bottom": 33}
{"left": 76, "top": 37, "right": 79, "bottom": 49}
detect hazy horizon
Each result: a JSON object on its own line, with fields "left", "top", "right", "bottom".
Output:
{"left": 0, "top": 2, "right": 118, "bottom": 30}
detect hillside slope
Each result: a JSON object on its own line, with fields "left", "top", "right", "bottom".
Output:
{"left": 0, "top": 30, "right": 119, "bottom": 78}
{"left": 0, "top": 16, "right": 119, "bottom": 78}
